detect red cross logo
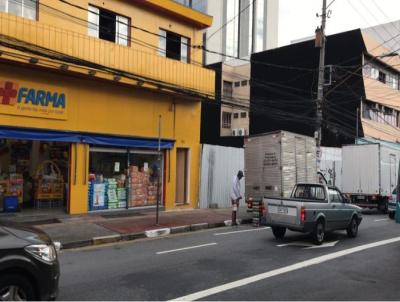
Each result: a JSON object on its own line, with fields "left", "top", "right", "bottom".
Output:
{"left": 0, "top": 81, "right": 19, "bottom": 106}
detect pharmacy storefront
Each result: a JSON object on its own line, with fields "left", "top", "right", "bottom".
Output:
{"left": 0, "top": 63, "right": 200, "bottom": 214}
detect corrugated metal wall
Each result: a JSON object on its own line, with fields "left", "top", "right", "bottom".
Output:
{"left": 200, "top": 144, "right": 245, "bottom": 209}
{"left": 320, "top": 147, "right": 342, "bottom": 190}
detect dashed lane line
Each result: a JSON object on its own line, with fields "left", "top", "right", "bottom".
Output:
{"left": 156, "top": 243, "right": 217, "bottom": 255}
{"left": 214, "top": 227, "right": 270, "bottom": 236}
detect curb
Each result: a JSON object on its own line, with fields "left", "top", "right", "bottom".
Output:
{"left": 60, "top": 217, "right": 253, "bottom": 250}
{"left": 92, "top": 234, "right": 122, "bottom": 245}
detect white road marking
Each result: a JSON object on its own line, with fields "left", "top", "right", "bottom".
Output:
{"left": 304, "top": 240, "right": 339, "bottom": 249}
{"left": 170, "top": 236, "right": 400, "bottom": 301}
{"left": 156, "top": 243, "right": 217, "bottom": 255}
{"left": 374, "top": 218, "right": 389, "bottom": 222}
{"left": 214, "top": 227, "right": 270, "bottom": 236}
{"left": 277, "top": 240, "right": 339, "bottom": 249}
{"left": 276, "top": 241, "right": 313, "bottom": 248}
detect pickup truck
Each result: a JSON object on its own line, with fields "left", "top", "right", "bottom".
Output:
{"left": 262, "top": 183, "right": 363, "bottom": 245}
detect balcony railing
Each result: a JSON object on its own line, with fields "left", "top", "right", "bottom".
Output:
{"left": 0, "top": 12, "right": 214, "bottom": 97}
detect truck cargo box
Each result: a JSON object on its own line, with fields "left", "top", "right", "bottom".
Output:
{"left": 244, "top": 131, "right": 317, "bottom": 200}
{"left": 342, "top": 144, "right": 400, "bottom": 197}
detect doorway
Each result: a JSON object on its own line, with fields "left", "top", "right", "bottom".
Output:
{"left": 175, "top": 148, "right": 189, "bottom": 204}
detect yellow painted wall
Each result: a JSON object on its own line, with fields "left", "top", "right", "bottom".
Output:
{"left": 0, "top": 0, "right": 215, "bottom": 95}
{"left": 0, "top": 63, "right": 201, "bottom": 213}
{"left": 39, "top": 0, "right": 205, "bottom": 65}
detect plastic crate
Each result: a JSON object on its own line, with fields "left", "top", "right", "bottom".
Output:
{"left": 4, "top": 196, "right": 18, "bottom": 212}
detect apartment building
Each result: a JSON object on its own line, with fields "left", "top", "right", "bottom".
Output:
{"left": 251, "top": 27, "right": 400, "bottom": 146}
{"left": 0, "top": 0, "right": 214, "bottom": 214}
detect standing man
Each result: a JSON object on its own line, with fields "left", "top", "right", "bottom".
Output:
{"left": 230, "top": 170, "right": 244, "bottom": 226}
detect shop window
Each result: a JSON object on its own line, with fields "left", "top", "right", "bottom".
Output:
{"left": 88, "top": 5, "right": 130, "bottom": 46}
{"left": 240, "top": 112, "right": 247, "bottom": 118}
{"left": 159, "top": 29, "right": 190, "bottom": 63}
{"left": 0, "top": 140, "right": 69, "bottom": 212}
{"left": 233, "top": 113, "right": 239, "bottom": 119}
{"left": 222, "top": 111, "right": 232, "bottom": 128}
{"left": 176, "top": 148, "right": 189, "bottom": 204}
{"left": 88, "top": 148, "right": 162, "bottom": 211}
{"left": 0, "top": 0, "right": 37, "bottom": 20}
{"left": 223, "top": 81, "right": 233, "bottom": 98}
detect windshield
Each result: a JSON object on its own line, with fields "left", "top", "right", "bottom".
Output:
{"left": 292, "top": 184, "right": 326, "bottom": 201}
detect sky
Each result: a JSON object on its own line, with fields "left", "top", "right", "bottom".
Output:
{"left": 278, "top": 0, "right": 400, "bottom": 47}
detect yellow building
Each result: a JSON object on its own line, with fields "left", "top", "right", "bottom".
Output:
{"left": 0, "top": 0, "right": 214, "bottom": 214}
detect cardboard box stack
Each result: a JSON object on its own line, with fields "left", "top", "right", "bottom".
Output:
{"left": 128, "top": 165, "right": 160, "bottom": 207}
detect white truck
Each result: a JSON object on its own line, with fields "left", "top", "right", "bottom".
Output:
{"left": 244, "top": 131, "right": 317, "bottom": 212}
{"left": 342, "top": 143, "right": 400, "bottom": 212}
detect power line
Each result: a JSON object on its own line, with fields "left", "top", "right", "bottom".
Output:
{"left": 205, "top": 0, "right": 255, "bottom": 42}
{"left": 54, "top": 0, "right": 315, "bottom": 71}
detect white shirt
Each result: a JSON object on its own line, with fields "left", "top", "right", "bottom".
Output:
{"left": 230, "top": 175, "right": 241, "bottom": 200}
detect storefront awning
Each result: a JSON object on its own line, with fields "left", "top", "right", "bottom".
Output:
{"left": 0, "top": 127, "right": 175, "bottom": 149}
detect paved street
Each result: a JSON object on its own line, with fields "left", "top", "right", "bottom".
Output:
{"left": 57, "top": 213, "right": 400, "bottom": 301}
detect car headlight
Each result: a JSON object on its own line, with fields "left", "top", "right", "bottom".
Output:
{"left": 25, "top": 244, "right": 57, "bottom": 263}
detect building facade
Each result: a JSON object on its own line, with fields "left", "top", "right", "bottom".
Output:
{"left": 175, "top": 0, "right": 279, "bottom": 65}
{"left": 250, "top": 28, "right": 400, "bottom": 146}
{"left": 0, "top": 0, "right": 214, "bottom": 214}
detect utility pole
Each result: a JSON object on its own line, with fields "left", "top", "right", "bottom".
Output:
{"left": 315, "top": 0, "right": 327, "bottom": 168}
{"left": 156, "top": 114, "right": 161, "bottom": 225}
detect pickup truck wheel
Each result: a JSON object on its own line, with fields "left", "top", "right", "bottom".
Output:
{"left": 272, "top": 227, "right": 286, "bottom": 240}
{"left": 312, "top": 220, "right": 325, "bottom": 245}
{"left": 347, "top": 217, "right": 358, "bottom": 238}
{"left": 389, "top": 211, "right": 395, "bottom": 219}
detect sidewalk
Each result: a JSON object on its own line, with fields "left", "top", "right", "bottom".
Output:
{"left": 7, "top": 208, "right": 253, "bottom": 249}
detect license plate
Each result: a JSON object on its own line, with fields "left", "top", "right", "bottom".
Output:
{"left": 357, "top": 196, "right": 365, "bottom": 200}
{"left": 278, "top": 206, "right": 288, "bottom": 214}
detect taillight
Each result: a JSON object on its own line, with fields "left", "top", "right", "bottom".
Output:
{"left": 300, "top": 207, "right": 306, "bottom": 222}
{"left": 371, "top": 195, "right": 377, "bottom": 201}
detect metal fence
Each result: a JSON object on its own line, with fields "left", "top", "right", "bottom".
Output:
{"left": 199, "top": 144, "right": 245, "bottom": 209}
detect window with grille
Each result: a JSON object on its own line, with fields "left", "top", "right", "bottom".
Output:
{"left": 223, "top": 81, "right": 233, "bottom": 98}
{"left": 222, "top": 112, "right": 232, "bottom": 128}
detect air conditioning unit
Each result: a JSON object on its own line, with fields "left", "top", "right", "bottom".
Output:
{"left": 232, "top": 129, "right": 238, "bottom": 136}
{"left": 238, "top": 128, "right": 245, "bottom": 136}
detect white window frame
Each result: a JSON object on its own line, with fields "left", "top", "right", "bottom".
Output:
{"left": 1, "top": 0, "right": 37, "bottom": 20}
{"left": 158, "top": 29, "right": 190, "bottom": 63}
{"left": 88, "top": 5, "right": 130, "bottom": 46}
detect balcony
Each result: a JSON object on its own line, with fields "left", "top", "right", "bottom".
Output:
{"left": 0, "top": 12, "right": 215, "bottom": 98}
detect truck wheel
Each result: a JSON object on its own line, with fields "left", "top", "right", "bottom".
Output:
{"left": 389, "top": 211, "right": 395, "bottom": 219}
{"left": 312, "top": 220, "right": 325, "bottom": 245}
{"left": 272, "top": 227, "right": 286, "bottom": 240}
{"left": 347, "top": 217, "right": 358, "bottom": 238}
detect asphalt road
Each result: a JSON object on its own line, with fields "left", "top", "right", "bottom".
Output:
{"left": 57, "top": 213, "right": 400, "bottom": 301}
